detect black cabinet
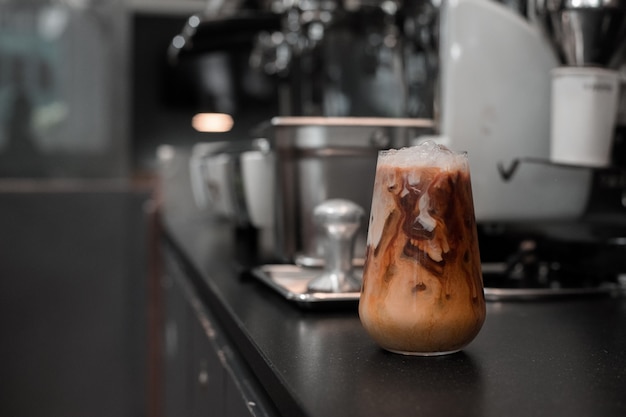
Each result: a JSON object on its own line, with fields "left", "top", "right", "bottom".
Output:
{"left": 163, "top": 247, "right": 278, "bottom": 417}
{"left": 191, "top": 315, "right": 226, "bottom": 417}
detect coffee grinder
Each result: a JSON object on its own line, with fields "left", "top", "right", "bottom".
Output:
{"left": 534, "top": 0, "right": 626, "bottom": 168}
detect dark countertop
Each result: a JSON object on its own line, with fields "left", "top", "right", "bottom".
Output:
{"left": 164, "top": 214, "right": 626, "bottom": 417}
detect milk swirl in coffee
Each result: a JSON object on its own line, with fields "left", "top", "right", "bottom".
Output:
{"left": 359, "top": 142, "right": 486, "bottom": 355}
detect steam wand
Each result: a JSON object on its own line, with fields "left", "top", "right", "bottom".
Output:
{"left": 497, "top": 157, "right": 604, "bottom": 182}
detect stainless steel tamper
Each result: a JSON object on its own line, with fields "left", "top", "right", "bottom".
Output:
{"left": 307, "top": 199, "right": 364, "bottom": 293}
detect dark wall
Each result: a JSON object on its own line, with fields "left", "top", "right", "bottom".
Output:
{"left": 131, "top": 13, "right": 279, "bottom": 172}
{"left": 0, "top": 184, "right": 155, "bottom": 417}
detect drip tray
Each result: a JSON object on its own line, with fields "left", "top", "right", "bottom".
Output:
{"left": 251, "top": 264, "right": 361, "bottom": 309}
{"left": 251, "top": 264, "right": 623, "bottom": 309}
{"left": 483, "top": 286, "right": 619, "bottom": 301}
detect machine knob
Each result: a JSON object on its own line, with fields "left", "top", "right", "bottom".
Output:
{"left": 307, "top": 199, "right": 364, "bottom": 293}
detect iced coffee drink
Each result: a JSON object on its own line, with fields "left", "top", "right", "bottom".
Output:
{"left": 359, "top": 142, "right": 485, "bottom": 355}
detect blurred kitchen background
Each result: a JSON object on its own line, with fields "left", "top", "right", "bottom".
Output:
{"left": 0, "top": 0, "right": 625, "bottom": 416}
{"left": 0, "top": 2, "right": 211, "bottom": 417}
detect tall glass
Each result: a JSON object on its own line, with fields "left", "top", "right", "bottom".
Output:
{"left": 359, "top": 142, "right": 486, "bottom": 356}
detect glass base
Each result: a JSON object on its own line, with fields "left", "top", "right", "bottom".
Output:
{"left": 385, "top": 348, "right": 462, "bottom": 357}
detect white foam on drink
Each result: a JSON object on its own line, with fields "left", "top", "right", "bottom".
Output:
{"left": 378, "top": 140, "right": 468, "bottom": 171}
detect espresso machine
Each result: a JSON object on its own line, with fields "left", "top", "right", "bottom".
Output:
{"left": 435, "top": 0, "right": 626, "bottom": 296}
{"left": 176, "top": 0, "right": 438, "bottom": 269}
{"left": 170, "top": 0, "right": 626, "bottom": 301}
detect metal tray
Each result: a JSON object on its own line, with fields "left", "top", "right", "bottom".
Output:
{"left": 251, "top": 264, "right": 360, "bottom": 309}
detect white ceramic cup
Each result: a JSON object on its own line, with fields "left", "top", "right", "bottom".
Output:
{"left": 241, "top": 150, "right": 275, "bottom": 229}
{"left": 550, "top": 67, "right": 620, "bottom": 167}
